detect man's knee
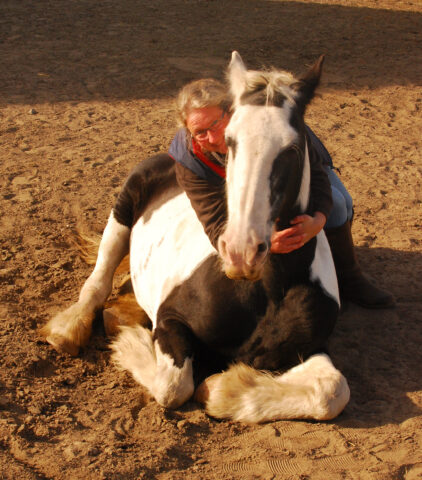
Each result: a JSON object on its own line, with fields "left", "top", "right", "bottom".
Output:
{"left": 325, "top": 187, "right": 349, "bottom": 229}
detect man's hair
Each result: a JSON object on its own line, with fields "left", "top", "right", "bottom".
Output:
{"left": 176, "top": 78, "right": 232, "bottom": 126}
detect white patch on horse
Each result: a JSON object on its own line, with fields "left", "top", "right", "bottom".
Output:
{"left": 130, "top": 192, "right": 215, "bottom": 326}
{"left": 277, "top": 353, "right": 350, "bottom": 419}
{"left": 153, "top": 341, "right": 194, "bottom": 408}
{"left": 111, "top": 325, "right": 194, "bottom": 408}
{"left": 295, "top": 141, "right": 311, "bottom": 211}
{"left": 79, "top": 211, "right": 130, "bottom": 306}
{"left": 111, "top": 325, "right": 157, "bottom": 389}
{"left": 310, "top": 231, "right": 340, "bottom": 305}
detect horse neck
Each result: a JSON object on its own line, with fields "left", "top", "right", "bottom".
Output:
{"left": 265, "top": 136, "right": 315, "bottom": 301}
{"left": 275, "top": 135, "right": 311, "bottom": 230}
{"left": 262, "top": 237, "right": 317, "bottom": 302}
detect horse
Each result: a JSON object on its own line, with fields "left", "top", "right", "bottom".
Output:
{"left": 41, "top": 52, "right": 350, "bottom": 423}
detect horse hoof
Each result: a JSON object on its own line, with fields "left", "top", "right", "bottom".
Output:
{"left": 45, "top": 334, "right": 80, "bottom": 357}
{"left": 194, "top": 374, "right": 221, "bottom": 404}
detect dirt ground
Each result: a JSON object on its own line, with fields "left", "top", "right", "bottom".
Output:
{"left": 1, "top": 0, "right": 421, "bottom": 478}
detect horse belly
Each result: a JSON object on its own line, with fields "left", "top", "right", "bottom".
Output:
{"left": 130, "top": 192, "right": 215, "bottom": 326}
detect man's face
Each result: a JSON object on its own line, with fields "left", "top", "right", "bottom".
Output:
{"left": 186, "top": 106, "right": 230, "bottom": 154}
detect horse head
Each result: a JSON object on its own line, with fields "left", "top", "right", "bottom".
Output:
{"left": 218, "top": 51, "right": 324, "bottom": 281}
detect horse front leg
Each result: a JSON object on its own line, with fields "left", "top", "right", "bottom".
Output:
{"left": 41, "top": 212, "right": 130, "bottom": 356}
{"left": 196, "top": 284, "right": 347, "bottom": 422}
{"left": 196, "top": 354, "right": 350, "bottom": 422}
{"left": 111, "top": 318, "right": 195, "bottom": 408}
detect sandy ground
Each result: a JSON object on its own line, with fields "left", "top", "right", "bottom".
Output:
{"left": 1, "top": 0, "right": 421, "bottom": 478}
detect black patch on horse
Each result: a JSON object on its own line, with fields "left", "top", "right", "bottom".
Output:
{"left": 270, "top": 145, "right": 304, "bottom": 227}
{"left": 225, "top": 136, "right": 238, "bottom": 160}
{"left": 157, "top": 255, "right": 264, "bottom": 361}
{"left": 155, "top": 247, "right": 338, "bottom": 376}
{"left": 113, "top": 154, "right": 180, "bottom": 229}
{"left": 240, "top": 83, "right": 287, "bottom": 108}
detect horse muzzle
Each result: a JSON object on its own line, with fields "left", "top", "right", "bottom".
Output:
{"left": 218, "top": 235, "right": 269, "bottom": 281}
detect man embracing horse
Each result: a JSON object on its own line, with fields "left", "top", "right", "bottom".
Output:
{"left": 42, "top": 52, "right": 388, "bottom": 422}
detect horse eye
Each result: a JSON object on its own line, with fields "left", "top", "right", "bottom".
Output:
{"left": 225, "top": 136, "right": 237, "bottom": 157}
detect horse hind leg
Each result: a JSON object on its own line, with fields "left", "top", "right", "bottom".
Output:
{"left": 103, "top": 291, "right": 151, "bottom": 337}
{"left": 111, "top": 319, "right": 194, "bottom": 409}
{"left": 40, "top": 303, "right": 97, "bottom": 357}
{"left": 41, "top": 212, "right": 130, "bottom": 356}
{"left": 196, "top": 354, "right": 349, "bottom": 423}
{"left": 103, "top": 274, "right": 152, "bottom": 337}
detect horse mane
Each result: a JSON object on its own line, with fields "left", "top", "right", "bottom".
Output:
{"left": 240, "top": 69, "right": 299, "bottom": 107}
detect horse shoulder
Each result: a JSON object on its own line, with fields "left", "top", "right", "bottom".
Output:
{"left": 157, "top": 255, "right": 259, "bottom": 353}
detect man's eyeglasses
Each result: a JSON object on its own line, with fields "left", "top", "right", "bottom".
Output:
{"left": 193, "top": 111, "right": 227, "bottom": 141}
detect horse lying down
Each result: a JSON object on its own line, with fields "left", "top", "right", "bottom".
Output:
{"left": 42, "top": 52, "right": 350, "bottom": 423}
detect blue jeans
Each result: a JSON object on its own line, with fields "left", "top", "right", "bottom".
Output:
{"left": 324, "top": 166, "right": 353, "bottom": 229}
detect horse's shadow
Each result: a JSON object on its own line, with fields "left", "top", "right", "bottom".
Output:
{"left": 329, "top": 246, "right": 422, "bottom": 428}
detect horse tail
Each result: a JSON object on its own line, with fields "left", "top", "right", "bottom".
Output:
{"left": 196, "top": 354, "right": 350, "bottom": 422}
{"left": 72, "top": 229, "right": 130, "bottom": 275}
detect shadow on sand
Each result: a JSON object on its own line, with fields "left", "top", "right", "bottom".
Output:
{"left": 330, "top": 246, "right": 421, "bottom": 428}
{"left": 1, "top": 0, "right": 421, "bottom": 105}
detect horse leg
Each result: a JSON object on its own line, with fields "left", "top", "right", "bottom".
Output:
{"left": 41, "top": 212, "right": 130, "bottom": 355}
{"left": 103, "top": 292, "right": 151, "bottom": 337}
{"left": 197, "top": 353, "right": 349, "bottom": 422}
{"left": 236, "top": 283, "right": 339, "bottom": 371}
{"left": 111, "top": 318, "right": 195, "bottom": 408}
{"left": 197, "top": 285, "right": 346, "bottom": 422}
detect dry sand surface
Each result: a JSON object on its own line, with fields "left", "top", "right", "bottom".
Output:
{"left": 1, "top": 0, "right": 421, "bottom": 478}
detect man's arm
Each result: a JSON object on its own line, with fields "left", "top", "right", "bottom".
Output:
{"left": 176, "top": 135, "right": 333, "bottom": 255}
{"left": 175, "top": 162, "right": 227, "bottom": 250}
{"left": 271, "top": 138, "right": 332, "bottom": 254}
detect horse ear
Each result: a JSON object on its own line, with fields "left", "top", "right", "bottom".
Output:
{"left": 293, "top": 55, "right": 325, "bottom": 109}
{"left": 228, "top": 51, "right": 247, "bottom": 103}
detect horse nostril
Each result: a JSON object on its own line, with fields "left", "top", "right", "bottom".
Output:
{"left": 257, "top": 242, "right": 268, "bottom": 254}
{"left": 218, "top": 237, "right": 228, "bottom": 258}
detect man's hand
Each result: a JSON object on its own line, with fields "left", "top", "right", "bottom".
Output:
{"left": 270, "top": 212, "right": 326, "bottom": 254}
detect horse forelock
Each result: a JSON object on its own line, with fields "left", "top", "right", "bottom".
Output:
{"left": 239, "top": 69, "right": 298, "bottom": 108}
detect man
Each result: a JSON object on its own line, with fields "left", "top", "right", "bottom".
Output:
{"left": 169, "top": 78, "right": 394, "bottom": 309}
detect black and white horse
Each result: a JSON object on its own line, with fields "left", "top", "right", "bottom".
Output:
{"left": 42, "top": 52, "right": 350, "bottom": 423}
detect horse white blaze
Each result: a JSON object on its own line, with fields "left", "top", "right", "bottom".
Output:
{"left": 220, "top": 104, "right": 298, "bottom": 277}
